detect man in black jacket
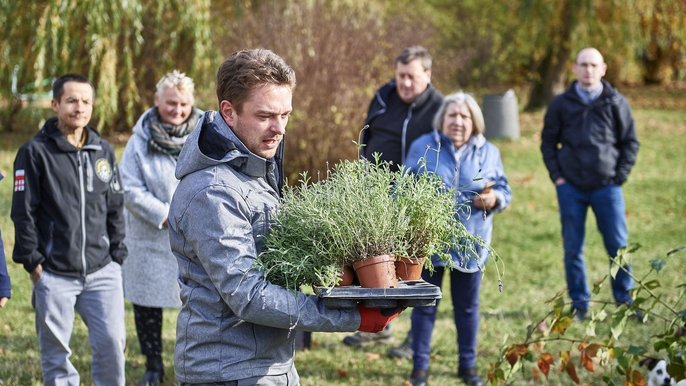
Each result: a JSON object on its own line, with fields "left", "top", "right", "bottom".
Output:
{"left": 541, "top": 48, "right": 639, "bottom": 321}
{"left": 12, "top": 74, "right": 127, "bottom": 385}
{"left": 360, "top": 45, "right": 444, "bottom": 171}
{"left": 344, "top": 46, "right": 443, "bottom": 356}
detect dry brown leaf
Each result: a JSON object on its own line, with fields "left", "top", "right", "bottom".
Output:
{"left": 538, "top": 352, "right": 555, "bottom": 377}
{"left": 365, "top": 352, "right": 381, "bottom": 361}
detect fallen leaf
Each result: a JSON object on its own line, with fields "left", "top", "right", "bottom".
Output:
{"left": 365, "top": 352, "right": 381, "bottom": 361}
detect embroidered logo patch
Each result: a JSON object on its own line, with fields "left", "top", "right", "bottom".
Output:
{"left": 94, "top": 158, "right": 113, "bottom": 182}
{"left": 14, "top": 169, "right": 25, "bottom": 192}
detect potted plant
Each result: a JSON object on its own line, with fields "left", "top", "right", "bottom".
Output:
{"left": 256, "top": 157, "right": 406, "bottom": 290}
{"left": 255, "top": 155, "right": 488, "bottom": 291}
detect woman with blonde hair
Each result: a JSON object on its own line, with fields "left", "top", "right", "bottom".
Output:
{"left": 120, "top": 70, "right": 202, "bottom": 385}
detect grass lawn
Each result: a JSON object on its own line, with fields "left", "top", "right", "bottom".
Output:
{"left": 0, "top": 87, "right": 685, "bottom": 385}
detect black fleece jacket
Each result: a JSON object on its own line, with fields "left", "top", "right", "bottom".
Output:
{"left": 541, "top": 80, "right": 639, "bottom": 191}
{"left": 361, "top": 80, "right": 443, "bottom": 171}
{"left": 11, "top": 118, "right": 127, "bottom": 276}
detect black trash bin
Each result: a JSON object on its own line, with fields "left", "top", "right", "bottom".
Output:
{"left": 483, "top": 89, "right": 520, "bottom": 140}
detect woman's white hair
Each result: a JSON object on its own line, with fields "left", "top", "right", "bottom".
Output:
{"left": 432, "top": 91, "right": 485, "bottom": 135}
{"left": 155, "top": 70, "right": 195, "bottom": 98}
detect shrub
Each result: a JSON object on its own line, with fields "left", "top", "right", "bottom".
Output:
{"left": 487, "top": 244, "right": 686, "bottom": 385}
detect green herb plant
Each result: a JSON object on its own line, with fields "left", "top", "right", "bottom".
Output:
{"left": 256, "top": 152, "right": 494, "bottom": 293}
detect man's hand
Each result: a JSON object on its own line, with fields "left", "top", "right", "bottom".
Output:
{"left": 357, "top": 305, "right": 404, "bottom": 333}
{"left": 30, "top": 264, "right": 43, "bottom": 284}
{"left": 0, "top": 297, "right": 8, "bottom": 308}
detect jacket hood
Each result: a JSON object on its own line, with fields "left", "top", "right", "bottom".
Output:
{"left": 175, "top": 111, "right": 275, "bottom": 181}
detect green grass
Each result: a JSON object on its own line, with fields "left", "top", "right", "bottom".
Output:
{"left": 1, "top": 91, "right": 685, "bottom": 385}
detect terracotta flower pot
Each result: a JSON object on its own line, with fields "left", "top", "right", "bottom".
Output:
{"left": 352, "top": 254, "right": 398, "bottom": 288}
{"left": 395, "top": 256, "right": 426, "bottom": 281}
{"left": 337, "top": 265, "right": 355, "bottom": 286}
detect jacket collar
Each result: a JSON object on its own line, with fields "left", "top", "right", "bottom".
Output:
{"left": 432, "top": 129, "right": 486, "bottom": 152}
{"left": 42, "top": 117, "right": 102, "bottom": 152}
{"left": 198, "top": 111, "right": 274, "bottom": 179}
{"left": 566, "top": 79, "right": 617, "bottom": 103}
{"left": 380, "top": 80, "right": 437, "bottom": 108}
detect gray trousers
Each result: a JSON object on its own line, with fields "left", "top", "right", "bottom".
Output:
{"left": 33, "top": 262, "right": 126, "bottom": 386}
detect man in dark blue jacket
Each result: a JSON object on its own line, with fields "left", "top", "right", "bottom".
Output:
{"left": 541, "top": 47, "right": 639, "bottom": 321}
{"left": 11, "top": 74, "right": 127, "bottom": 385}
{"left": 345, "top": 46, "right": 443, "bottom": 356}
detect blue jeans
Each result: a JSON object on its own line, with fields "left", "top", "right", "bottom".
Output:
{"left": 411, "top": 267, "right": 481, "bottom": 371}
{"left": 556, "top": 183, "right": 633, "bottom": 311}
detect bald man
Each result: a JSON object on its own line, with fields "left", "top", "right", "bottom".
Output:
{"left": 540, "top": 47, "right": 640, "bottom": 321}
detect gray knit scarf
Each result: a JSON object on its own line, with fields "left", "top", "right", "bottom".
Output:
{"left": 148, "top": 108, "right": 201, "bottom": 158}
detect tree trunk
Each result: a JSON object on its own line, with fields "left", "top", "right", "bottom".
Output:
{"left": 525, "top": 0, "right": 580, "bottom": 111}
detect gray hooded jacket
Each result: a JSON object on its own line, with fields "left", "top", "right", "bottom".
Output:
{"left": 169, "top": 111, "right": 359, "bottom": 383}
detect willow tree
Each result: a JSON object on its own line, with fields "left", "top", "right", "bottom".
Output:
{"left": 636, "top": 0, "right": 686, "bottom": 84}
{"left": 0, "top": 0, "right": 213, "bottom": 133}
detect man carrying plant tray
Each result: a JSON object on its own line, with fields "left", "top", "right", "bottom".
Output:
{"left": 168, "top": 48, "right": 404, "bottom": 386}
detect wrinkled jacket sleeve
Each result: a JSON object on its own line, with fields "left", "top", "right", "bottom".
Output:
{"left": 105, "top": 144, "right": 127, "bottom": 264}
{"left": 181, "top": 183, "right": 359, "bottom": 331}
{"left": 541, "top": 99, "right": 563, "bottom": 183}
{"left": 10, "top": 144, "right": 46, "bottom": 273}
{"left": 120, "top": 138, "right": 169, "bottom": 228}
{"left": 613, "top": 97, "right": 639, "bottom": 184}
{"left": 489, "top": 146, "right": 512, "bottom": 212}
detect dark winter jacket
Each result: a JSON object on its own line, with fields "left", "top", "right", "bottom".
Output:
{"left": 541, "top": 80, "right": 639, "bottom": 190}
{"left": 11, "top": 118, "right": 127, "bottom": 276}
{"left": 361, "top": 80, "right": 443, "bottom": 171}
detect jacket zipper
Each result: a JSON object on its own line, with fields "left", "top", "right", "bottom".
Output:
{"left": 400, "top": 104, "right": 414, "bottom": 165}
{"left": 77, "top": 150, "right": 88, "bottom": 276}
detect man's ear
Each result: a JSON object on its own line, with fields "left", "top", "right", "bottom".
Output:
{"left": 51, "top": 99, "right": 59, "bottom": 113}
{"left": 219, "top": 100, "right": 236, "bottom": 126}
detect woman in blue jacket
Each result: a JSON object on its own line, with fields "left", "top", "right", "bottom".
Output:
{"left": 405, "top": 91, "right": 512, "bottom": 386}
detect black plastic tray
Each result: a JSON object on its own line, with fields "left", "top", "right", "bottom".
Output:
{"left": 316, "top": 280, "right": 442, "bottom": 309}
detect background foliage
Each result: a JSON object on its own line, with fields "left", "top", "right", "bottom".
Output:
{"left": 1, "top": 0, "right": 684, "bottom": 178}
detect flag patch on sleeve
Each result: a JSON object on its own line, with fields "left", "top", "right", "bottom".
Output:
{"left": 14, "top": 169, "right": 25, "bottom": 192}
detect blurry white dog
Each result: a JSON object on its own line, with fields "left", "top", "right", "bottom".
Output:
{"left": 641, "top": 358, "right": 686, "bottom": 386}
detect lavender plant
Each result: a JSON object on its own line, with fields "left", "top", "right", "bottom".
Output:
{"left": 256, "top": 154, "right": 492, "bottom": 291}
